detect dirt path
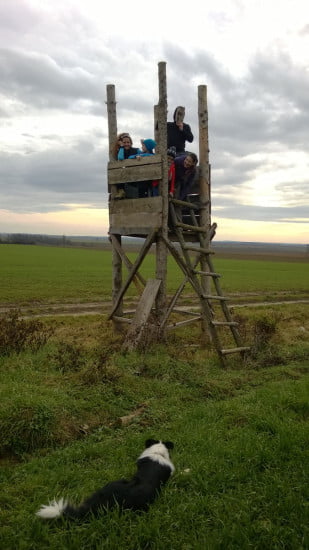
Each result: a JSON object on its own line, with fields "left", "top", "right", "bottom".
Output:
{"left": 1, "top": 298, "right": 308, "bottom": 318}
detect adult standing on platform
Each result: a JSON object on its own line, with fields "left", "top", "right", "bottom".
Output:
{"left": 167, "top": 106, "right": 194, "bottom": 155}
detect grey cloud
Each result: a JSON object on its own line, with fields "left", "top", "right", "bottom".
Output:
{"left": 0, "top": 48, "right": 103, "bottom": 110}
{"left": 212, "top": 203, "right": 308, "bottom": 223}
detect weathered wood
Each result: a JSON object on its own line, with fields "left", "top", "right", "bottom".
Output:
{"left": 198, "top": 85, "right": 211, "bottom": 296}
{"left": 106, "top": 85, "right": 117, "bottom": 162}
{"left": 109, "top": 196, "right": 162, "bottom": 233}
{"left": 123, "top": 279, "right": 162, "bottom": 351}
{"left": 175, "top": 221, "right": 210, "bottom": 233}
{"left": 221, "top": 346, "right": 251, "bottom": 355}
{"left": 170, "top": 197, "right": 202, "bottom": 210}
{"left": 112, "top": 316, "right": 132, "bottom": 324}
{"left": 155, "top": 61, "right": 168, "bottom": 327}
{"left": 108, "top": 156, "right": 162, "bottom": 185}
{"left": 172, "top": 308, "right": 201, "bottom": 316}
{"left": 183, "top": 245, "right": 214, "bottom": 254}
{"left": 109, "top": 229, "right": 157, "bottom": 320}
{"left": 167, "top": 316, "right": 202, "bottom": 329}
{"left": 109, "top": 234, "right": 146, "bottom": 293}
{"left": 194, "top": 270, "right": 220, "bottom": 277}
{"left": 111, "top": 234, "right": 123, "bottom": 319}
{"left": 106, "top": 85, "right": 122, "bottom": 319}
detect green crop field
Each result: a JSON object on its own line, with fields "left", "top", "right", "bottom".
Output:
{"left": 0, "top": 244, "right": 308, "bottom": 305}
{"left": 0, "top": 244, "right": 308, "bottom": 549}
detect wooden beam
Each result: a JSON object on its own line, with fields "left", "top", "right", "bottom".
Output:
{"left": 109, "top": 234, "right": 146, "bottom": 294}
{"left": 123, "top": 279, "right": 162, "bottom": 351}
{"left": 109, "top": 229, "right": 157, "bottom": 319}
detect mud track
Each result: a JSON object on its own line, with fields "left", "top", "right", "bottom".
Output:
{"left": 0, "top": 295, "right": 308, "bottom": 319}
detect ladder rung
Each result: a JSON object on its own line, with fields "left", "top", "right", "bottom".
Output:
{"left": 221, "top": 347, "right": 251, "bottom": 355}
{"left": 194, "top": 270, "right": 220, "bottom": 277}
{"left": 212, "top": 321, "right": 238, "bottom": 326}
{"left": 176, "top": 222, "right": 209, "bottom": 233}
{"left": 184, "top": 246, "right": 214, "bottom": 254}
{"left": 170, "top": 198, "right": 202, "bottom": 210}
{"left": 202, "top": 294, "right": 229, "bottom": 301}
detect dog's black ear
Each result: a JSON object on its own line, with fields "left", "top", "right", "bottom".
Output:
{"left": 163, "top": 440, "right": 174, "bottom": 450}
{"left": 145, "top": 439, "right": 159, "bottom": 448}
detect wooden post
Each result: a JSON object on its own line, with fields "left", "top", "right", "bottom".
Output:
{"left": 106, "top": 84, "right": 117, "bottom": 161}
{"left": 155, "top": 61, "right": 168, "bottom": 329}
{"left": 198, "top": 85, "right": 211, "bottom": 298}
{"left": 106, "top": 84, "right": 123, "bottom": 319}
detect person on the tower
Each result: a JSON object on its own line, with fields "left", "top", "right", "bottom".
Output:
{"left": 126, "top": 138, "right": 157, "bottom": 198}
{"left": 167, "top": 106, "right": 194, "bottom": 156}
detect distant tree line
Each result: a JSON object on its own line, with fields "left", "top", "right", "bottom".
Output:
{"left": 0, "top": 233, "right": 72, "bottom": 246}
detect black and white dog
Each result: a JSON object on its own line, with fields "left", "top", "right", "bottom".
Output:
{"left": 36, "top": 439, "right": 174, "bottom": 520}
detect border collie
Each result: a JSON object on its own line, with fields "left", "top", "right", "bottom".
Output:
{"left": 36, "top": 439, "right": 174, "bottom": 520}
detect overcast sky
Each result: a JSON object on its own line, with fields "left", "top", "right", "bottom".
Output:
{"left": 0, "top": 0, "right": 308, "bottom": 243}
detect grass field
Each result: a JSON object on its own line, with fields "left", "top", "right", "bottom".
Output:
{"left": 0, "top": 244, "right": 308, "bottom": 549}
{"left": 0, "top": 244, "right": 308, "bottom": 305}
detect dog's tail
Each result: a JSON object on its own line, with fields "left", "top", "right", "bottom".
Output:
{"left": 36, "top": 498, "right": 68, "bottom": 519}
{"left": 36, "top": 498, "right": 88, "bottom": 520}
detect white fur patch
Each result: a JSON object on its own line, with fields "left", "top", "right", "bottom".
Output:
{"left": 36, "top": 497, "right": 67, "bottom": 519}
{"left": 139, "top": 441, "right": 175, "bottom": 473}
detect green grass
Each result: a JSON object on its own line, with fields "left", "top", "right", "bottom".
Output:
{"left": 0, "top": 244, "right": 308, "bottom": 304}
{"left": 0, "top": 307, "right": 308, "bottom": 549}
{"left": 0, "top": 245, "right": 308, "bottom": 548}
{"left": 0, "top": 353, "right": 308, "bottom": 549}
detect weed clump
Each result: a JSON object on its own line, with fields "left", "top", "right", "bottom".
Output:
{"left": 0, "top": 310, "right": 54, "bottom": 356}
{"left": 248, "top": 312, "right": 286, "bottom": 367}
{"left": 0, "top": 403, "right": 55, "bottom": 457}
{"left": 48, "top": 340, "right": 87, "bottom": 373}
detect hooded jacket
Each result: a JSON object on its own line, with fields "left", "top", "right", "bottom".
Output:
{"left": 167, "top": 108, "right": 194, "bottom": 154}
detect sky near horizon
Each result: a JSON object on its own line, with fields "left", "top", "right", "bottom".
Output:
{"left": 0, "top": 0, "right": 308, "bottom": 243}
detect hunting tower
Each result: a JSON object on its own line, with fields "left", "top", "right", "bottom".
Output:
{"left": 106, "top": 62, "right": 249, "bottom": 366}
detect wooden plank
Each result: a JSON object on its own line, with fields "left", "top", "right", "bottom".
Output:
{"left": 175, "top": 221, "right": 210, "bottom": 233}
{"left": 123, "top": 279, "right": 162, "bottom": 351}
{"left": 108, "top": 156, "right": 162, "bottom": 186}
{"left": 221, "top": 347, "right": 251, "bottom": 355}
{"left": 129, "top": 279, "right": 161, "bottom": 329}
{"left": 110, "top": 196, "right": 162, "bottom": 231}
{"left": 108, "top": 156, "right": 162, "bottom": 170}
{"left": 167, "top": 316, "right": 202, "bottom": 329}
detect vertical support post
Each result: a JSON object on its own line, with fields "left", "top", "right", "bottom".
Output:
{"left": 106, "top": 84, "right": 117, "bottom": 161}
{"left": 198, "top": 85, "right": 211, "bottom": 297}
{"left": 155, "top": 61, "right": 168, "bottom": 328}
{"left": 106, "top": 84, "right": 123, "bottom": 319}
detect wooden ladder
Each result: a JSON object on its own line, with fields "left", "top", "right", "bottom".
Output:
{"left": 166, "top": 198, "right": 250, "bottom": 366}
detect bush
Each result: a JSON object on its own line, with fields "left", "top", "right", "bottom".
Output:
{"left": 0, "top": 310, "right": 54, "bottom": 356}
{"left": 0, "top": 403, "right": 55, "bottom": 456}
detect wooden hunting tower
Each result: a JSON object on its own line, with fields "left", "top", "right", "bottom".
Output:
{"left": 106, "top": 62, "right": 249, "bottom": 366}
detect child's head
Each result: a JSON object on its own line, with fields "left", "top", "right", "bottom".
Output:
{"left": 167, "top": 147, "right": 176, "bottom": 166}
{"left": 141, "top": 138, "right": 156, "bottom": 154}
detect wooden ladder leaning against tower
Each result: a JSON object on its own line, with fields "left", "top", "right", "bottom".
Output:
{"left": 165, "top": 196, "right": 250, "bottom": 366}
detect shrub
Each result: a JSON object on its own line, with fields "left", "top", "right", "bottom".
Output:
{"left": 0, "top": 310, "right": 54, "bottom": 356}
{"left": 48, "top": 340, "right": 87, "bottom": 373}
{"left": 0, "top": 403, "right": 55, "bottom": 456}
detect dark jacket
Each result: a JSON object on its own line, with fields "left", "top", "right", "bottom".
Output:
{"left": 174, "top": 155, "right": 196, "bottom": 200}
{"left": 167, "top": 109, "right": 193, "bottom": 154}
{"left": 118, "top": 147, "right": 140, "bottom": 160}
